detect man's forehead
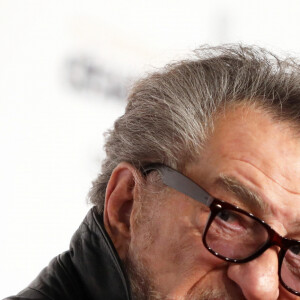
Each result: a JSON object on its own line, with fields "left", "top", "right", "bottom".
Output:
{"left": 200, "top": 104, "right": 300, "bottom": 187}
{"left": 212, "top": 104, "right": 293, "bottom": 142}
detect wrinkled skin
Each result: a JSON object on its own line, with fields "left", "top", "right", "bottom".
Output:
{"left": 105, "top": 105, "right": 300, "bottom": 299}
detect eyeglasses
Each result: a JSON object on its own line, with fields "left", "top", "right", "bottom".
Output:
{"left": 143, "top": 163, "right": 300, "bottom": 297}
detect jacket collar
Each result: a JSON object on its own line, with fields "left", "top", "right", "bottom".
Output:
{"left": 70, "top": 207, "right": 132, "bottom": 300}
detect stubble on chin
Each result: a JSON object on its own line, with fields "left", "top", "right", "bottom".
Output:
{"left": 123, "top": 251, "right": 241, "bottom": 300}
{"left": 186, "top": 286, "right": 237, "bottom": 300}
{"left": 123, "top": 249, "right": 164, "bottom": 300}
{"left": 185, "top": 274, "right": 245, "bottom": 300}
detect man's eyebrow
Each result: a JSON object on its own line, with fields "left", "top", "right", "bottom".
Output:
{"left": 214, "top": 174, "right": 266, "bottom": 212}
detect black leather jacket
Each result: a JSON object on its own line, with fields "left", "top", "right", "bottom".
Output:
{"left": 4, "top": 207, "right": 132, "bottom": 300}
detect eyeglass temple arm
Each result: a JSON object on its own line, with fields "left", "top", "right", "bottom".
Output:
{"left": 143, "top": 164, "right": 214, "bottom": 207}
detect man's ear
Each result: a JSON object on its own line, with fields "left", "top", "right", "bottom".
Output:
{"left": 103, "top": 162, "right": 141, "bottom": 258}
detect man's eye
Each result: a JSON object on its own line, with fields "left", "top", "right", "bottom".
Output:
{"left": 215, "top": 209, "right": 249, "bottom": 231}
{"left": 290, "top": 245, "right": 300, "bottom": 256}
{"left": 218, "top": 210, "right": 238, "bottom": 223}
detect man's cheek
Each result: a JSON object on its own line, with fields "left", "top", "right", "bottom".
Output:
{"left": 169, "top": 236, "right": 223, "bottom": 276}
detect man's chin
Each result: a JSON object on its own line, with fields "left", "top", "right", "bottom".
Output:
{"left": 186, "top": 290, "right": 245, "bottom": 300}
{"left": 123, "top": 252, "right": 245, "bottom": 300}
{"left": 186, "top": 281, "right": 246, "bottom": 300}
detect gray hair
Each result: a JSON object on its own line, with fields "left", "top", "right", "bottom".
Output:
{"left": 89, "top": 44, "right": 300, "bottom": 212}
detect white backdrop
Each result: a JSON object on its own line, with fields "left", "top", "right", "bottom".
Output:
{"left": 1, "top": 0, "right": 300, "bottom": 297}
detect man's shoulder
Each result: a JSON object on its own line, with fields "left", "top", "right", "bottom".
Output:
{"left": 4, "top": 207, "right": 131, "bottom": 300}
{"left": 3, "top": 287, "right": 52, "bottom": 300}
{"left": 4, "top": 251, "right": 85, "bottom": 300}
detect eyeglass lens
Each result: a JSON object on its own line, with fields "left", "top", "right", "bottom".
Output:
{"left": 281, "top": 245, "right": 300, "bottom": 293}
{"left": 205, "top": 208, "right": 300, "bottom": 294}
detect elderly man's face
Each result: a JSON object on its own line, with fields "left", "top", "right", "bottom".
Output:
{"left": 107, "top": 105, "right": 300, "bottom": 300}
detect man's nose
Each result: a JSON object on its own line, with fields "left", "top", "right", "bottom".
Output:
{"left": 227, "top": 247, "right": 279, "bottom": 300}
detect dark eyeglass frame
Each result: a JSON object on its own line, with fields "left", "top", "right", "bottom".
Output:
{"left": 143, "top": 163, "right": 300, "bottom": 297}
